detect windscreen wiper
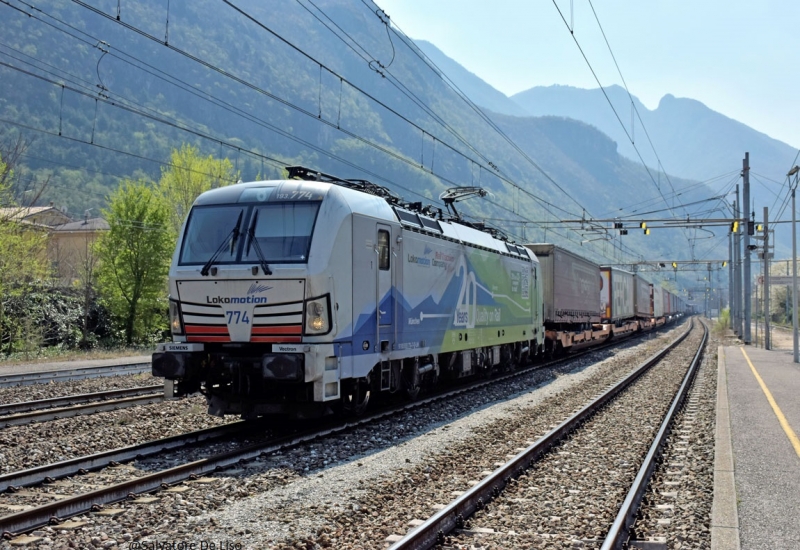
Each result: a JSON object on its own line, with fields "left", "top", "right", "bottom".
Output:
{"left": 245, "top": 209, "right": 273, "bottom": 275}
{"left": 200, "top": 210, "right": 243, "bottom": 276}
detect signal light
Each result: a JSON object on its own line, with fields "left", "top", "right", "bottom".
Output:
{"left": 731, "top": 220, "right": 739, "bottom": 233}
{"left": 672, "top": 262, "right": 678, "bottom": 269}
{"left": 756, "top": 224, "right": 763, "bottom": 232}
{"left": 619, "top": 229, "right": 628, "bottom": 235}
{"left": 614, "top": 222, "right": 623, "bottom": 229}
{"left": 747, "top": 221, "right": 755, "bottom": 235}
{"left": 722, "top": 261, "right": 727, "bottom": 267}
{"left": 644, "top": 228, "right": 650, "bottom": 235}
{"left": 640, "top": 222, "right": 647, "bottom": 229}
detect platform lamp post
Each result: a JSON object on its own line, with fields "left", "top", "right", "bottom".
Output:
{"left": 789, "top": 165, "right": 800, "bottom": 363}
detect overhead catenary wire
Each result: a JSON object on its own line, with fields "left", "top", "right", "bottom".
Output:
{"left": 221, "top": 0, "right": 600, "bottom": 226}
{"left": 4, "top": 0, "right": 680, "bottom": 266}
{"left": 80, "top": 0, "right": 637, "bottom": 258}
{"left": 0, "top": 3, "right": 472, "bottom": 217}
{"left": 59, "top": 0, "right": 595, "bottom": 232}
{"left": 312, "top": 0, "right": 650, "bottom": 258}
{"left": 599, "top": 170, "right": 740, "bottom": 218}
{"left": 550, "top": 0, "right": 694, "bottom": 249}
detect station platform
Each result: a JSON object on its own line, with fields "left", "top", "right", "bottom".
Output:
{"left": 715, "top": 345, "right": 800, "bottom": 549}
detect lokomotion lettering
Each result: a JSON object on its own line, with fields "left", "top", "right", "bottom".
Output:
{"left": 407, "top": 254, "right": 431, "bottom": 266}
{"left": 206, "top": 296, "right": 268, "bottom": 304}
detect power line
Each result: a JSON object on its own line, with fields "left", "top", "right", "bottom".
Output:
{"left": 60, "top": 0, "right": 587, "bottom": 228}
{"left": 6, "top": 0, "right": 652, "bottom": 263}
{"left": 550, "top": 0, "right": 693, "bottom": 247}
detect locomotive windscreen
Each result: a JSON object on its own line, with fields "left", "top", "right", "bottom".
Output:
{"left": 242, "top": 202, "right": 319, "bottom": 262}
{"left": 179, "top": 205, "right": 245, "bottom": 265}
{"left": 179, "top": 202, "right": 320, "bottom": 265}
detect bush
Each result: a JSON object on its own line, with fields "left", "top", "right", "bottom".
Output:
{"left": 714, "top": 308, "right": 731, "bottom": 335}
{"left": 0, "top": 284, "right": 114, "bottom": 356}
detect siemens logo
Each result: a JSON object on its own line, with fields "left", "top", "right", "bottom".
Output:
{"left": 206, "top": 296, "right": 268, "bottom": 304}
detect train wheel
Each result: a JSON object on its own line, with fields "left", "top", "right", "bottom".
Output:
{"left": 401, "top": 360, "right": 421, "bottom": 400}
{"left": 405, "top": 374, "right": 421, "bottom": 400}
{"left": 342, "top": 378, "right": 371, "bottom": 416}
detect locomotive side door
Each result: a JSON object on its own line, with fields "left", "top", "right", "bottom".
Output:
{"left": 352, "top": 216, "right": 394, "bottom": 355}
{"left": 376, "top": 224, "right": 394, "bottom": 351}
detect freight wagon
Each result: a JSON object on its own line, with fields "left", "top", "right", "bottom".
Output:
{"left": 523, "top": 244, "right": 610, "bottom": 353}
{"left": 600, "top": 267, "right": 638, "bottom": 336}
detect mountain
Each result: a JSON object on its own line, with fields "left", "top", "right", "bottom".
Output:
{"left": 511, "top": 85, "right": 798, "bottom": 214}
{"left": 0, "top": 0, "right": 716, "bottom": 271}
{"left": 413, "top": 40, "right": 530, "bottom": 118}
{"left": 414, "top": 40, "right": 798, "bottom": 233}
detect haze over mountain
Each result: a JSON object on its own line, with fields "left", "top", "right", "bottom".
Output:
{"left": 415, "top": 39, "right": 797, "bottom": 258}
{"left": 416, "top": 39, "right": 797, "bottom": 191}
{"left": 512, "top": 85, "right": 799, "bottom": 188}
{"left": 414, "top": 40, "right": 529, "bottom": 118}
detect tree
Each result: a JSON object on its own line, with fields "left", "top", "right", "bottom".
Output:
{"left": 0, "top": 144, "right": 50, "bottom": 354}
{"left": 158, "top": 144, "right": 238, "bottom": 235}
{"left": 95, "top": 180, "right": 173, "bottom": 345}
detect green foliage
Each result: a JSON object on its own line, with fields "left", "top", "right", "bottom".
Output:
{"left": 0, "top": 285, "right": 113, "bottom": 355}
{"left": 714, "top": 308, "right": 731, "bottom": 335}
{"left": 0, "top": 151, "right": 52, "bottom": 353}
{"left": 158, "top": 144, "right": 239, "bottom": 235}
{"left": 95, "top": 179, "right": 174, "bottom": 345}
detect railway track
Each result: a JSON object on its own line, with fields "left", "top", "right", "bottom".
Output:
{"left": 0, "top": 363, "right": 151, "bottom": 388}
{"left": 0, "top": 386, "right": 165, "bottom": 428}
{"left": 0, "top": 321, "right": 682, "bottom": 538}
{"left": 386, "top": 318, "right": 706, "bottom": 549}
{"left": 0, "top": 385, "right": 163, "bottom": 416}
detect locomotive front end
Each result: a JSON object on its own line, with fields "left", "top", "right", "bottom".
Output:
{"left": 152, "top": 179, "right": 345, "bottom": 418}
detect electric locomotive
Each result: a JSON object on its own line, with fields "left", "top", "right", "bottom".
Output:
{"left": 152, "top": 167, "right": 545, "bottom": 418}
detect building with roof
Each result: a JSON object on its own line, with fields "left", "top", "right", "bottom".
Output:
{"left": 48, "top": 215, "right": 110, "bottom": 286}
{"left": 0, "top": 205, "right": 109, "bottom": 286}
{"left": 0, "top": 205, "right": 72, "bottom": 227}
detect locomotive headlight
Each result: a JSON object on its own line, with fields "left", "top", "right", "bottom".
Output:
{"left": 305, "top": 298, "right": 330, "bottom": 334}
{"left": 169, "top": 299, "right": 184, "bottom": 336}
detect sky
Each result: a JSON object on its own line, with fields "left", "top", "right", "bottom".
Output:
{"left": 374, "top": 0, "right": 800, "bottom": 150}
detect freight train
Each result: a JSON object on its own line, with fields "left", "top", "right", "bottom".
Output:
{"left": 152, "top": 167, "right": 686, "bottom": 419}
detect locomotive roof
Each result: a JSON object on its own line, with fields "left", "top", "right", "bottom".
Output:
{"left": 192, "top": 179, "right": 534, "bottom": 261}
{"left": 192, "top": 180, "right": 332, "bottom": 206}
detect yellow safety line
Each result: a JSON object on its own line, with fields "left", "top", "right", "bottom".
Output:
{"left": 740, "top": 347, "right": 800, "bottom": 459}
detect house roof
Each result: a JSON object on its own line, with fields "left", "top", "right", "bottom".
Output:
{"left": 52, "top": 217, "right": 110, "bottom": 232}
{"left": 0, "top": 206, "right": 72, "bottom": 225}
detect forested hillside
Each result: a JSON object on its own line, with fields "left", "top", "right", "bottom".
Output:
{"left": 0, "top": 0, "right": 714, "bottom": 267}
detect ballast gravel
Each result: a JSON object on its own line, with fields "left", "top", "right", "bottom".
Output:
{"left": 630, "top": 329, "right": 719, "bottom": 550}
{"left": 0, "top": 324, "right": 698, "bottom": 550}
{"left": 0, "top": 395, "right": 234, "bottom": 475}
{"left": 0, "top": 372, "right": 162, "bottom": 407}
{"left": 444, "top": 322, "right": 708, "bottom": 548}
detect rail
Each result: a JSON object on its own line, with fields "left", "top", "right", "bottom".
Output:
{"left": 0, "top": 392, "right": 165, "bottom": 428}
{"left": 600, "top": 318, "right": 708, "bottom": 549}
{"left": 0, "top": 385, "right": 163, "bottom": 416}
{"left": 388, "top": 319, "right": 695, "bottom": 549}
{"left": 0, "top": 320, "right": 683, "bottom": 537}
